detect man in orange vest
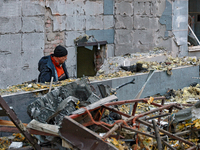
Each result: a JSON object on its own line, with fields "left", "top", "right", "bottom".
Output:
{"left": 38, "top": 45, "right": 69, "bottom": 83}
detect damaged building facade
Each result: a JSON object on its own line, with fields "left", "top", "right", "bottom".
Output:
{"left": 0, "top": 0, "right": 199, "bottom": 88}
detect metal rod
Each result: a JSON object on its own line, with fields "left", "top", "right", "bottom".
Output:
{"left": 132, "top": 102, "right": 138, "bottom": 116}
{"left": 162, "top": 140, "right": 176, "bottom": 150}
{"left": 115, "top": 78, "right": 135, "bottom": 91}
{"left": 70, "top": 97, "right": 165, "bottom": 119}
{"left": 105, "top": 97, "right": 165, "bottom": 107}
{"left": 103, "top": 103, "right": 176, "bottom": 139}
{"left": 187, "top": 146, "right": 198, "bottom": 150}
{"left": 158, "top": 99, "right": 165, "bottom": 123}
{"left": 152, "top": 120, "right": 162, "bottom": 150}
{"left": 143, "top": 113, "right": 170, "bottom": 121}
{"left": 127, "top": 103, "right": 177, "bottom": 123}
{"left": 188, "top": 25, "right": 200, "bottom": 45}
{"left": 122, "top": 125, "right": 155, "bottom": 139}
{"left": 129, "top": 70, "right": 155, "bottom": 114}
{"left": 49, "top": 76, "right": 54, "bottom": 92}
{"left": 137, "top": 119, "right": 195, "bottom": 146}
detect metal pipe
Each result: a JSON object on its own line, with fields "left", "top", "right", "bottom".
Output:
{"left": 162, "top": 140, "right": 176, "bottom": 150}
{"left": 122, "top": 125, "right": 155, "bottom": 139}
{"left": 152, "top": 120, "right": 162, "bottom": 150}
{"left": 137, "top": 119, "right": 195, "bottom": 146}
{"left": 49, "top": 76, "right": 54, "bottom": 92}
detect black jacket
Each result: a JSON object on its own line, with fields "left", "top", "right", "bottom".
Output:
{"left": 38, "top": 55, "right": 69, "bottom": 83}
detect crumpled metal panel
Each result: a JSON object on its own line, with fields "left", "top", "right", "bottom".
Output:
{"left": 59, "top": 116, "right": 117, "bottom": 150}
{"left": 172, "top": 100, "right": 200, "bottom": 124}
{"left": 27, "top": 78, "right": 100, "bottom": 125}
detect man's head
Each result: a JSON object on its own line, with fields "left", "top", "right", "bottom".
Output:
{"left": 53, "top": 45, "right": 68, "bottom": 64}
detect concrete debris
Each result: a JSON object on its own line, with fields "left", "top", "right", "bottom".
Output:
{"left": 96, "top": 52, "right": 199, "bottom": 77}
{"left": 1, "top": 78, "right": 200, "bottom": 149}
{"left": 27, "top": 78, "right": 100, "bottom": 125}
{"left": 0, "top": 54, "right": 199, "bottom": 96}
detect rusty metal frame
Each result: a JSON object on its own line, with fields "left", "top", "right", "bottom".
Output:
{"left": 67, "top": 96, "right": 197, "bottom": 149}
{"left": 0, "top": 94, "right": 197, "bottom": 150}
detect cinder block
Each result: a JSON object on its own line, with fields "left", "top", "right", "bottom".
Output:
{"left": 21, "top": 33, "right": 44, "bottom": 82}
{"left": 86, "top": 29, "right": 114, "bottom": 44}
{"left": 45, "top": 0, "right": 66, "bottom": 15}
{"left": 0, "top": 34, "right": 22, "bottom": 88}
{"left": 22, "top": 33, "right": 45, "bottom": 52}
{"left": 66, "top": 65, "right": 77, "bottom": 78}
{"left": 0, "top": 17, "right": 21, "bottom": 33}
{"left": 115, "top": 15, "right": 133, "bottom": 29}
{"left": 86, "top": 15, "right": 103, "bottom": 30}
{"left": 22, "top": 17, "right": 45, "bottom": 33}
{"left": 85, "top": 1, "right": 103, "bottom": 15}
{"left": 0, "top": 34, "right": 21, "bottom": 56}
{"left": 104, "top": 15, "right": 114, "bottom": 29}
{"left": 115, "top": 29, "right": 133, "bottom": 44}
{"left": 133, "top": 16, "right": 159, "bottom": 30}
{"left": 52, "top": 16, "right": 66, "bottom": 32}
{"left": 115, "top": 43, "right": 133, "bottom": 56}
{"left": 115, "top": 0, "right": 133, "bottom": 2}
{"left": 104, "top": 0, "right": 114, "bottom": 15}
{"left": 106, "top": 44, "right": 115, "bottom": 58}
{"left": 0, "top": 1, "right": 21, "bottom": 17}
{"left": 66, "top": 46, "right": 76, "bottom": 67}
{"left": 133, "top": 30, "right": 155, "bottom": 45}
{"left": 115, "top": 1, "right": 133, "bottom": 16}
{"left": 22, "top": 0, "right": 45, "bottom": 16}
{"left": 66, "top": 16, "right": 86, "bottom": 31}
{"left": 66, "top": 1, "right": 85, "bottom": 16}
{"left": 65, "top": 31, "right": 85, "bottom": 47}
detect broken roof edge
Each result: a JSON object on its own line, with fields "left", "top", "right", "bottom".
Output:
{"left": 75, "top": 40, "right": 107, "bottom": 47}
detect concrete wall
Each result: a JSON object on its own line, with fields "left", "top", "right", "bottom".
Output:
{"left": 0, "top": 0, "right": 189, "bottom": 89}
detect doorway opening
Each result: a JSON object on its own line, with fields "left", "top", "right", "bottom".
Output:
{"left": 77, "top": 46, "right": 96, "bottom": 78}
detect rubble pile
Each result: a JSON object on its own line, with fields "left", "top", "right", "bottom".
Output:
{"left": 95, "top": 53, "right": 199, "bottom": 78}
{"left": 0, "top": 54, "right": 199, "bottom": 96}
{"left": 1, "top": 78, "right": 200, "bottom": 149}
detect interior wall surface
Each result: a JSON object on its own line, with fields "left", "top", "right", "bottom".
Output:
{"left": 0, "top": 0, "right": 189, "bottom": 89}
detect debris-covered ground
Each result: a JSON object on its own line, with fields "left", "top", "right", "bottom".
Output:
{"left": 1, "top": 78, "right": 200, "bottom": 149}
{"left": 0, "top": 53, "right": 200, "bottom": 150}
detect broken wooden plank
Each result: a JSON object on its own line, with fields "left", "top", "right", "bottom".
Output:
{"left": 71, "top": 95, "right": 117, "bottom": 115}
{"left": 27, "top": 119, "right": 59, "bottom": 136}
